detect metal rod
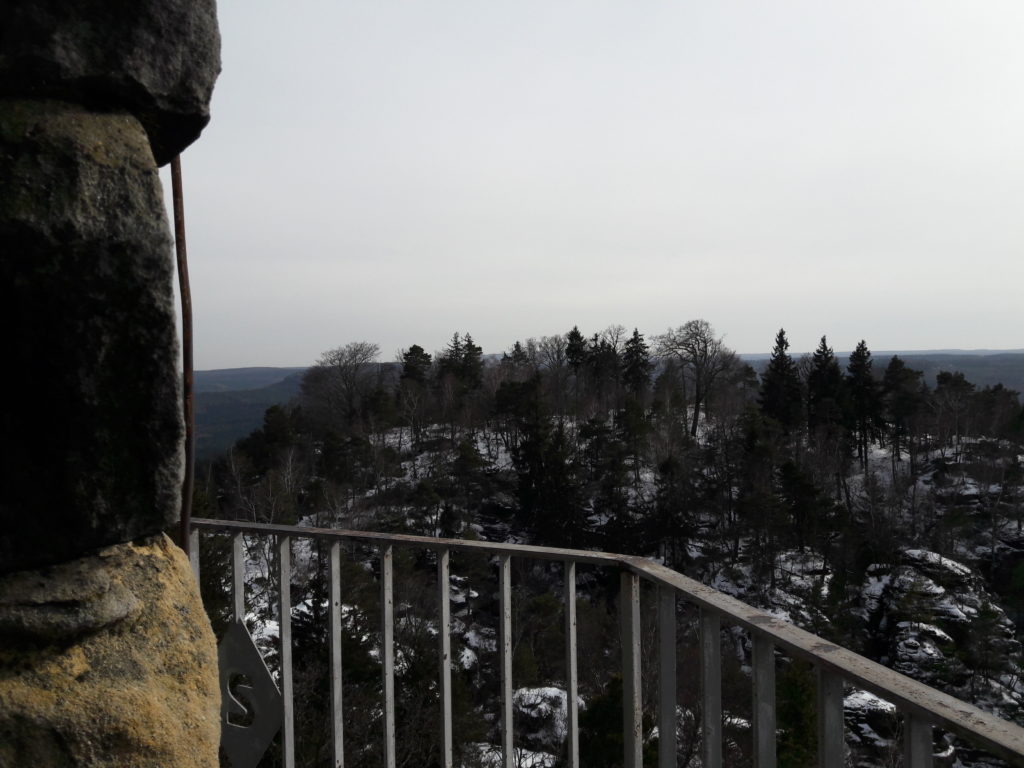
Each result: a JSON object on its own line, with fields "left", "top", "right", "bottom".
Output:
{"left": 232, "top": 532, "right": 245, "bottom": 623}
{"left": 329, "top": 541, "right": 345, "bottom": 768}
{"left": 170, "top": 155, "right": 194, "bottom": 557}
{"left": 438, "top": 548, "right": 453, "bottom": 768}
{"left": 499, "top": 554, "right": 513, "bottom": 768}
{"left": 620, "top": 571, "right": 642, "bottom": 768}
{"left": 658, "top": 586, "right": 676, "bottom": 768}
{"left": 381, "top": 545, "right": 396, "bottom": 768}
{"left": 279, "top": 535, "right": 294, "bottom": 768}
{"left": 904, "top": 714, "right": 933, "bottom": 768}
{"left": 817, "top": 669, "right": 844, "bottom": 767}
{"left": 189, "top": 528, "right": 200, "bottom": 584}
{"left": 752, "top": 635, "right": 777, "bottom": 768}
{"left": 700, "top": 609, "right": 722, "bottom": 768}
{"left": 564, "top": 560, "right": 579, "bottom": 768}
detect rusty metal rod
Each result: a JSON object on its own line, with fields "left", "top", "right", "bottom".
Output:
{"left": 170, "top": 155, "right": 195, "bottom": 557}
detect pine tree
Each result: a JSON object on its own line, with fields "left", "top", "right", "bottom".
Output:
{"left": 460, "top": 334, "right": 484, "bottom": 390}
{"left": 566, "top": 326, "right": 587, "bottom": 374}
{"left": 882, "top": 356, "right": 925, "bottom": 474}
{"left": 621, "top": 328, "right": 653, "bottom": 398}
{"left": 759, "top": 329, "right": 804, "bottom": 432}
{"left": 807, "top": 335, "right": 844, "bottom": 432}
{"left": 566, "top": 325, "right": 587, "bottom": 417}
{"left": 845, "top": 340, "right": 878, "bottom": 469}
{"left": 400, "top": 344, "right": 432, "bottom": 385}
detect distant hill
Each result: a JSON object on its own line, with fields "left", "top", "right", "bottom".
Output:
{"left": 194, "top": 368, "right": 306, "bottom": 459}
{"left": 194, "top": 366, "right": 307, "bottom": 393}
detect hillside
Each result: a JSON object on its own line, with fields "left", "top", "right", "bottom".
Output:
{"left": 193, "top": 331, "right": 1024, "bottom": 767}
{"left": 194, "top": 369, "right": 305, "bottom": 458}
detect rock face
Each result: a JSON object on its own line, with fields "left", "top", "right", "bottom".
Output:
{"left": 0, "top": 2, "right": 221, "bottom": 763}
{"left": 0, "top": 535, "right": 220, "bottom": 767}
{"left": 0, "top": 100, "right": 184, "bottom": 574}
{"left": 0, "top": 0, "right": 221, "bottom": 165}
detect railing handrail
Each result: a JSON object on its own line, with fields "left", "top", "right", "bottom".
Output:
{"left": 192, "top": 517, "right": 1024, "bottom": 764}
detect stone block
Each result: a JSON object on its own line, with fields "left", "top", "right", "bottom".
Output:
{"left": 0, "top": 0, "right": 221, "bottom": 164}
{"left": 0, "top": 100, "right": 183, "bottom": 574}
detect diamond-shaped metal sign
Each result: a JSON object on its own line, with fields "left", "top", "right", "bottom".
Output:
{"left": 218, "top": 620, "right": 283, "bottom": 768}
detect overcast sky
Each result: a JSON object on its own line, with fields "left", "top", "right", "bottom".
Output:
{"left": 163, "top": 0, "right": 1024, "bottom": 369}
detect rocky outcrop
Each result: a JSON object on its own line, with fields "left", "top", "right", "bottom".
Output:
{"left": 0, "top": 535, "right": 220, "bottom": 767}
{"left": 0, "top": 100, "right": 184, "bottom": 574}
{"left": 0, "top": 2, "right": 221, "bottom": 764}
{"left": 0, "top": 0, "right": 221, "bottom": 165}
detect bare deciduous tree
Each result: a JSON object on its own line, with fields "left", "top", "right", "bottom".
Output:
{"left": 656, "top": 319, "right": 735, "bottom": 437}
{"left": 304, "top": 341, "right": 381, "bottom": 430}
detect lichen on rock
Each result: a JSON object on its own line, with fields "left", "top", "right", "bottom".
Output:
{"left": 0, "top": 535, "right": 220, "bottom": 768}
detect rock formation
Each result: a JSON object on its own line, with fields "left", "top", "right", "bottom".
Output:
{"left": 0, "top": 536, "right": 219, "bottom": 767}
{"left": 0, "top": 1, "right": 222, "bottom": 764}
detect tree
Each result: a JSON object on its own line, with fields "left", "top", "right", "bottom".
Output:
{"left": 304, "top": 341, "right": 380, "bottom": 431}
{"left": 845, "top": 340, "right": 878, "bottom": 469}
{"left": 881, "top": 356, "right": 925, "bottom": 476}
{"left": 537, "top": 334, "right": 570, "bottom": 417}
{"left": 400, "top": 344, "right": 432, "bottom": 386}
{"left": 807, "top": 336, "right": 844, "bottom": 432}
{"left": 566, "top": 325, "right": 587, "bottom": 374}
{"left": 566, "top": 325, "right": 588, "bottom": 417}
{"left": 759, "top": 329, "right": 804, "bottom": 432}
{"left": 657, "top": 319, "right": 736, "bottom": 437}
{"left": 933, "top": 370, "right": 975, "bottom": 457}
{"left": 584, "top": 333, "right": 621, "bottom": 413}
{"left": 621, "top": 328, "right": 653, "bottom": 398}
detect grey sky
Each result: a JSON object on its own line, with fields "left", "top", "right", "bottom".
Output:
{"left": 163, "top": 1, "right": 1024, "bottom": 369}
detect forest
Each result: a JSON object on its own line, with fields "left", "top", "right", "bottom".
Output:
{"left": 195, "top": 321, "right": 1024, "bottom": 768}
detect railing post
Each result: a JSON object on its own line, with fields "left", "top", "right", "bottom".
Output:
{"left": 817, "top": 669, "right": 844, "bottom": 767}
{"left": 565, "top": 560, "right": 579, "bottom": 768}
{"left": 620, "top": 571, "right": 642, "bottom": 768}
{"left": 232, "top": 532, "right": 245, "bottom": 623}
{"left": 700, "top": 609, "right": 722, "bottom": 768}
{"left": 499, "top": 554, "right": 514, "bottom": 768}
{"left": 752, "top": 635, "right": 776, "bottom": 768}
{"left": 381, "top": 545, "right": 396, "bottom": 768}
{"left": 329, "top": 541, "right": 345, "bottom": 768}
{"left": 658, "top": 586, "right": 676, "bottom": 768}
{"left": 438, "top": 548, "right": 453, "bottom": 768}
{"left": 279, "top": 535, "right": 295, "bottom": 768}
{"left": 904, "top": 714, "right": 933, "bottom": 768}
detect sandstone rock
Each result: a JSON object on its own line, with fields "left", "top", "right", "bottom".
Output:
{"left": 0, "top": 545, "right": 142, "bottom": 644}
{"left": 0, "top": 101, "right": 183, "bottom": 574}
{"left": 0, "top": 534, "right": 220, "bottom": 768}
{"left": 0, "top": 0, "right": 221, "bottom": 165}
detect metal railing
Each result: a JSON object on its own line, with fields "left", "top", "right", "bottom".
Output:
{"left": 190, "top": 518, "right": 1024, "bottom": 768}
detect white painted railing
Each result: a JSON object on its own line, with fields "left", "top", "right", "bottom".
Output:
{"left": 190, "top": 518, "right": 1024, "bottom": 768}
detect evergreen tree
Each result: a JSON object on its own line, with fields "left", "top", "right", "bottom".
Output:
{"left": 566, "top": 326, "right": 587, "bottom": 373}
{"left": 566, "top": 325, "right": 587, "bottom": 416}
{"left": 436, "top": 333, "right": 464, "bottom": 381}
{"left": 400, "top": 344, "right": 432, "bottom": 385}
{"left": 585, "top": 333, "right": 621, "bottom": 412}
{"left": 846, "top": 340, "right": 878, "bottom": 469}
{"left": 881, "top": 356, "right": 925, "bottom": 474}
{"left": 807, "top": 336, "right": 844, "bottom": 432}
{"left": 460, "top": 334, "right": 484, "bottom": 390}
{"left": 621, "top": 328, "right": 653, "bottom": 398}
{"left": 759, "top": 329, "right": 804, "bottom": 432}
